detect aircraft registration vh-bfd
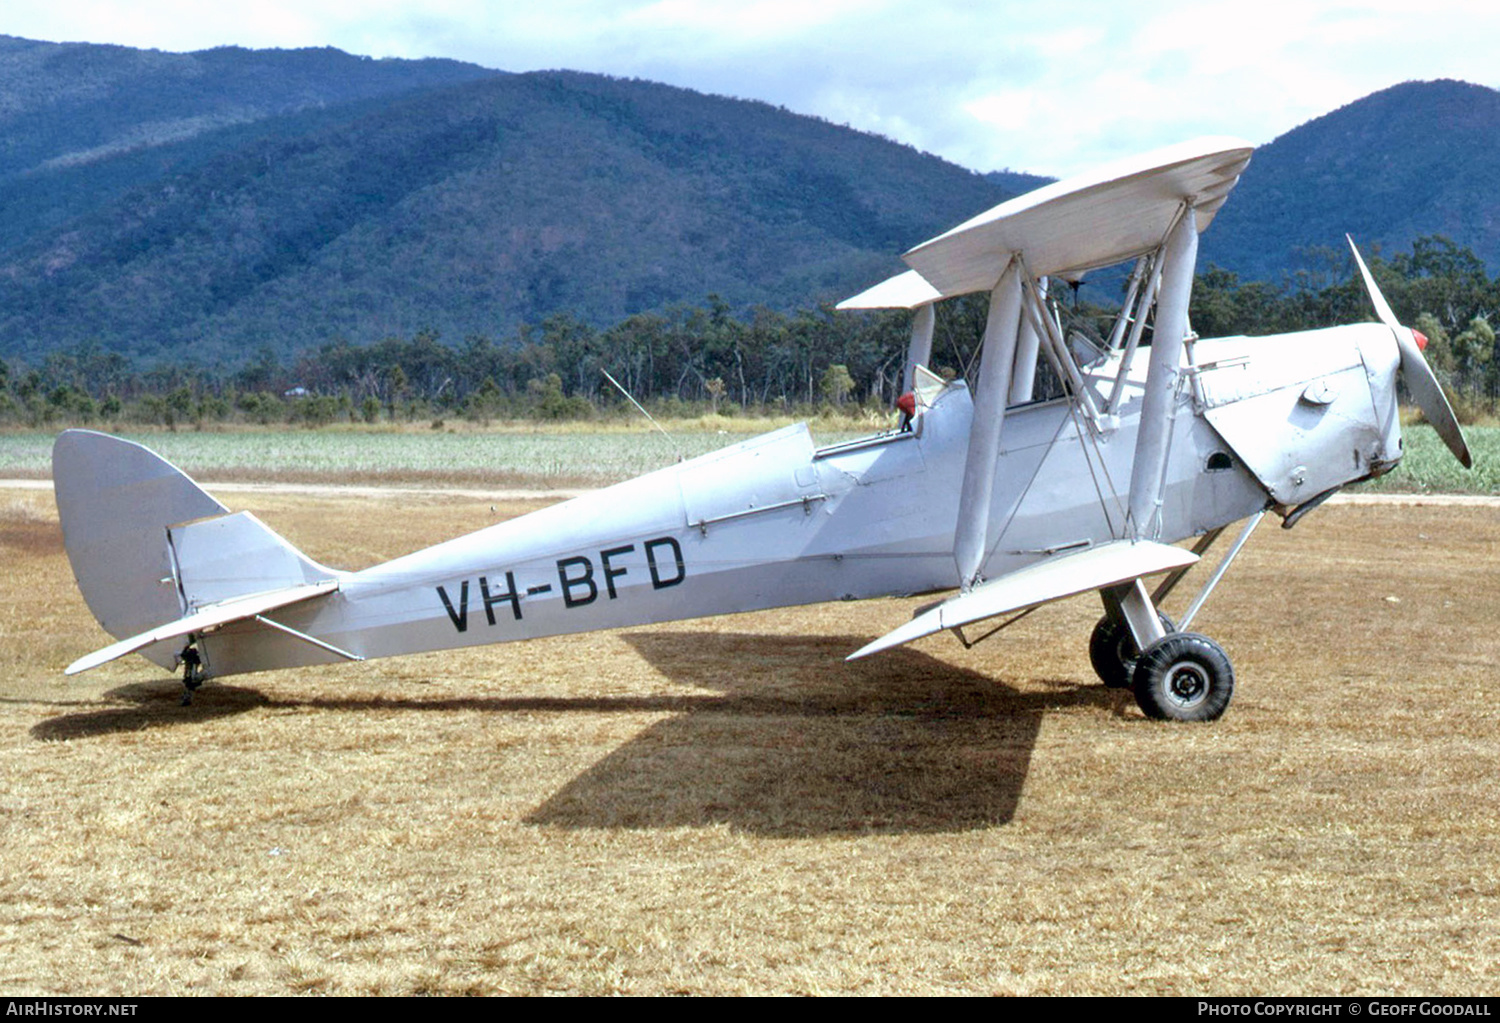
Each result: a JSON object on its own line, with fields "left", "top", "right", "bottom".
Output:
{"left": 53, "top": 137, "right": 1473, "bottom": 721}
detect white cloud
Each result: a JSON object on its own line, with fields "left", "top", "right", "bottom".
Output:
{"left": 623, "top": 0, "right": 881, "bottom": 40}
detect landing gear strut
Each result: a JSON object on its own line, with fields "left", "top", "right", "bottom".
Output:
{"left": 1088, "top": 612, "right": 1175, "bottom": 690}
{"left": 180, "top": 646, "right": 204, "bottom": 706}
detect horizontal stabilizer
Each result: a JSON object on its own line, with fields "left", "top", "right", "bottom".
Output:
{"left": 65, "top": 580, "right": 339, "bottom": 675}
{"left": 847, "top": 540, "right": 1199, "bottom": 660}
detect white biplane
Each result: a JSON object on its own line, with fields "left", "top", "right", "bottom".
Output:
{"left": 53, "top": 137, "right": 1472, "bottom": 720}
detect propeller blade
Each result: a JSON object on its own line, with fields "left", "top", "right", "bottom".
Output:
{"left": 1347, "top": 235, "right": 1399, "bottom": 330}
{"left": 1347, "top": 237, "right": 1472, "bottom": 469}
{"left": 1395, "top": 330, "right": 1473, "bottom": 468}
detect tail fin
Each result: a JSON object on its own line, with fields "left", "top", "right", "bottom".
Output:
{"left": 53, "top": 430, "right": 337, "bottom": 673}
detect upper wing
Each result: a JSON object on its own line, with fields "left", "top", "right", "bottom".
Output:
{"left": 905, "top": 136, "right": 1251, "bottom": 297}
{"left": 838, "top": 137, "right": 1252, "bottom": 310}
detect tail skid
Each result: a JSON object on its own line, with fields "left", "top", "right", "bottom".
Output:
{"left": 53, "top": 430, "right": 340, "bottom": 675}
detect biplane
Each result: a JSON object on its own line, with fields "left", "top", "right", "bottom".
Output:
{"left": 53, "top": 136, "right": 1472, "bottom": 720}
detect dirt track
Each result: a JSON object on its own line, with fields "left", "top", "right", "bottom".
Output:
{"left": 6, "top": 476, "right": 1498, "bottom": 506}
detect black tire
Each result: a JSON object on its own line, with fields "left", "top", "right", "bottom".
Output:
{"left": 1088, "top": 613, "right": 1175, "bottom": 690}
{"left": 1132, "top": 632, "right": 1234, "bottom": 722}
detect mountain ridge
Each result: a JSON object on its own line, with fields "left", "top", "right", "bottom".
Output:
{"left": 1200, "top": 78, "right": 1500, "bottom": 281}
{"left": 0, "top": 55, "right": 1014, "bottom": 361}
{"left": 2, "top": 36, "right": 1498, "bottom": 365}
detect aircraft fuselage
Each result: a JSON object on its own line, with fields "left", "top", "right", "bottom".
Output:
{"left": 196, "top": 323, "right": 1402, "bottom": 679}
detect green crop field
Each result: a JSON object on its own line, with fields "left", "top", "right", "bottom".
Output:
{"left": 0, "top": 423, "right": 873, "bottom": 488}
{"left": 1355, "top": 422, "right": 1500, "bottom": 494}
{"left": 0, "top": 421, "right": 1490, "bottom": 492}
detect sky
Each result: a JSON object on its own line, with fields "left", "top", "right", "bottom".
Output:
{"left": 7, "top": 0, "right": 1499, "bottom": 178}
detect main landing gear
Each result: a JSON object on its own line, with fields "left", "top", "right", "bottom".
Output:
{"left": 1089, "top": 513, "right": 1264, "bottom": 721}
{"left": 1088, "top": 612, "right": 1174, "bottom": 691}
{"left": 1130, "top": 631, "right": 1234, "bottom": 721}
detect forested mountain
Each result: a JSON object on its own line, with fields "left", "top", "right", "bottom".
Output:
{"left": 0, "top": 36, "right": 500, "bottom": 253}
{"left": 0, "top": 39, "right": 1013, "bottom": 364}
{"left": 984, "top": 169, "right": 1054, "bottom": 195}
{"left": 3, "top": 34, "right": 1500, "bottom": 372}
{"left": 1200, "top": 79, "right": 1500, "bottom": 281}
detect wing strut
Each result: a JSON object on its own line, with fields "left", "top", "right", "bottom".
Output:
{"left": 902, "top": 304, "right": 936, "bottom": 395}
{"left": 1105, "top": 256, "right": 1149, "bottom": 351}
{"left": 1018, "top": 265, "right": 1105, "bottom": 428}
{"left": 953, "top": 259, "right": 1023, "bottom": 590}
{"left": 1104, "top": 253, "right": 1164, "bottom": 414}
{"left": 1125, "top": 205, "right": 1198, "bottom": 541}
{"left": 1008, "top": 277, "right": 1045, "bottom": 405}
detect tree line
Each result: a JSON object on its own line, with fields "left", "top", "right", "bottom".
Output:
{"left": 5, "top": 235, "right": 1498, "bottom": 429}
{"left": 1192, "top": 236, "right": 1500, "bottom": 414}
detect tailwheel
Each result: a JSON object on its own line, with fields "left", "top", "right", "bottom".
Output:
{"left": 180, "top": 646, "right": 204, "bottom": 706}
{"left": 1132, "top": 632, "right": 1234, "bottom": 722}
{"left": 1088, "top": 613, "right": 1175, "bottom": 690}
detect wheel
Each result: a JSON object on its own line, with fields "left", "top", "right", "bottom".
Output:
{"left": 1089, "top": 613, "right": 1175, "bottom": 690}
{"left": 1131, "top": 632, "right": 1234, "bottom": 722}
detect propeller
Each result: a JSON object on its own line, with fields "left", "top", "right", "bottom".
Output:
{"left": 1347, "top": 237, "right": 1473, "bottom": 469}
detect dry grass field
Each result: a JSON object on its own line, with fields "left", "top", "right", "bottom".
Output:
{"left": 2, "top": 483, "right": 1498, "bottom": 995}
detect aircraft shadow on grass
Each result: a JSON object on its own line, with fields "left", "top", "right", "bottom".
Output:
{"left": 31, "top": 631, "right": 1123, "bottom": 835}
{"left": 524, "top": 631, "right": 1118, "bottom": 836}
{"left": 29, "top": 680, "right": 272, "bottom": 741}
